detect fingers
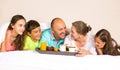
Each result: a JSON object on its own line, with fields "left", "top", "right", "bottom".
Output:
{"left": 75, "top": 53, "right": 82, "bottom": 57}
{"left": 75, "top": 49, "right": 91, "bottom": 57}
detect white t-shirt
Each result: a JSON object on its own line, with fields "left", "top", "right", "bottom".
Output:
{"left": 64, "top": 32, "right": 97, "bottom": 55}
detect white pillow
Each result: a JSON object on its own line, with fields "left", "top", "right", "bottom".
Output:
{"left": 40, "top": 22, "right": 50, "bottom": 31}
{"left": 0, "top": 22, "right": 9, "bottom": 47}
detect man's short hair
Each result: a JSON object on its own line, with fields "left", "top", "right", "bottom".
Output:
{"left": 51, "top": 18, "right": 62, "bottom": 28}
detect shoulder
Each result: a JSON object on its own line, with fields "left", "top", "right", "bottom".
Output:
{"left": 85, "top": 32, "right": 95, "bottom": 47}
{"left": 24, "top": 35, "right": 33, "bottom": 43}
{"left": 64, "top": 34, "right": 74, "bottom": 43}
{"left": 41, "top": 28, "right": 52, "bottom": 41}
{"left": 6, "top": 30, "right": 11, "bottom": 34}
{"left": 24, "top": 35, "right": 33, "bottom": 48}
{"left": 25, "top": 35, "right": 31, "bottom": 40}
{"left": 42, "top": 28, "right": 51, "bottom": 35}
{"left": 5, "top": 30, "right": 12, "bottom": 38}
{"left": 87, "top": 32, "right": 94, "bottom": 41}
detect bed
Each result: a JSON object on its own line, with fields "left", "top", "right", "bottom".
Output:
{"left": 0, "top": 50, "right": 120, "bottom": 70}
{"left": 0, "top": 22, "right": 120, "bottom": 70}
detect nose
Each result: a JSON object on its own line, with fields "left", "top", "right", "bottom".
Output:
{"left": 95, "top": 42, "right": 99, "bottom": 46}
{"left": 95, "top": 42, "right": 98, "bottom": 45}
{"left": 22, "top": 26, "right": 25, "bottom": 32}
{"left": 62, "top": 28, "right": 66, "bottom": 34}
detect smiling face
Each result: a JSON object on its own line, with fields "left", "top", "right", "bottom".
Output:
{"left": 71, "top": 25, "right": 80, "bottom": 40}
{"left": 71, "top": 25, "right": 87, "bottom": 47}
{"left": 28, "top": 27, "right": 41, "bottom": 42}
{"left": 12, "top": 19, "right": 26, "bottom": 35}
{"left": 94, "top": 37, "right": 106, "bottom": 49}
{"left": 52, "top": 19, "right": 66, "bottom": 40}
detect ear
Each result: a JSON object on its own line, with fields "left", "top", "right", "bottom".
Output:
{"left": 11, "top": 24, "right": 14, "bottom": 29}
{"left": 103, "top": 42, "right": 106, "bottom": 47}
{"left": 27, "top": 32, "right": 31, "bottom": 36}
{"left": 51, "top": 28, "right": 54, "bottom": 34}
{"left": 79, "top": 34, "right": 82, "bottom": 38}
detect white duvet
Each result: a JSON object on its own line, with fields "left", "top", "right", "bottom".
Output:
{"left": 0, "top": 51, "right": 120, "bottom": 70}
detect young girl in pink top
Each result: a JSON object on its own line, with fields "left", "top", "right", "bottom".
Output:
{"left": 0, "top": 15, "right": 26, "bottom": 52}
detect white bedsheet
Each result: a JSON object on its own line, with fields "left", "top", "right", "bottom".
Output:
{"left": 0, "top": 51, "right": 120, "bottom": 70}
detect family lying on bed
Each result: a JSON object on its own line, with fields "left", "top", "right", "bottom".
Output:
{"left": 0, "top": 14, "right": 120, "bottom": 57}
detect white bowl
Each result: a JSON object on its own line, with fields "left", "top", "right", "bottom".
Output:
{"left": 69, "top": 47, "right": 76, "bottom": 52}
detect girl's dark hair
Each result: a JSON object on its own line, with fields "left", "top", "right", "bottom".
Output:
{"left": 72, "top": 21, "right": 91, "bottom": 35}
{"left": 95, "top": 29, "right": 120, "bottom": 55}
{"left": 8, "top": 15, "right": 26, "bottom": 50}
{"left": 8, "top": 15, "right": 26, "bottom": 30}
{"left": 25, "top": 20, "right": 40, "bottom": 33}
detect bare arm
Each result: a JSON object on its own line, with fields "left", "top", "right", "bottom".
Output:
{"left": 1, "top": 41, "right": 6, "bottom": 52}
{"left": 96, "top": 48, "right": 103, "bottom": 55}
{"left": 75, "top": 49, "right": 92, "bottom": 57}
{"left": 0, "top": 31, "right": 7, "bottom": 52}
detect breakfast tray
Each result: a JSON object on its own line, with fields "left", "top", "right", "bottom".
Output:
{"left": 36, "top": 48, "right": 76, "bottom": 56}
